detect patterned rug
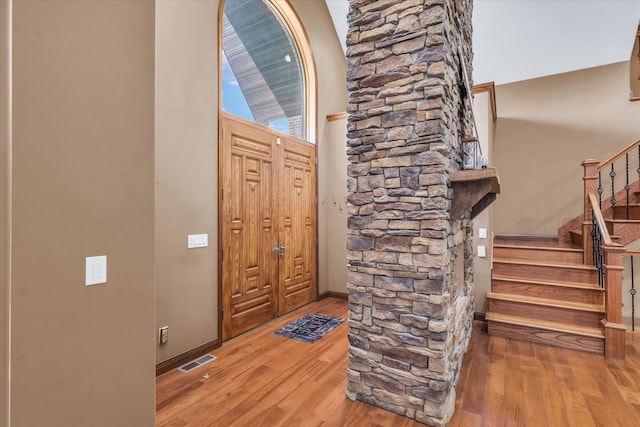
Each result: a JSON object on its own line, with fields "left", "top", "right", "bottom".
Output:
{"left": 274, "top": 312, "right": 345, "bottom": 343}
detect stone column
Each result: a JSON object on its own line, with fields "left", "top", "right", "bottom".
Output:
{"left": 345, "top": 1, "right": 475, "bottom": 426}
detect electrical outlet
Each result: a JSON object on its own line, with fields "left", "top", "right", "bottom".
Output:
{"left": 159, "top": 326, "right": 169, "bottom": 344}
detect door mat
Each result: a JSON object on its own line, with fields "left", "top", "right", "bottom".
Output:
{"left": 274, "top": 312, "right": 345, "bottom": 343}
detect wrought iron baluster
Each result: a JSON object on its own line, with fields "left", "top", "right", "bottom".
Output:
{"left": 610, "top": 164, "right": 616, "bottom": 220}
{"left": 598, "top": 171, "right": 603, "bottom": 208}
{"left": 592, "top": 216, "right": 605, "bottom": 288}
{"left": 592, "top": 219, "right": 598, "bottom": 270}
{"left": 626, "top": 153, "right": 631, "bottom": 220}
{"left": 637, "top": 146, "right": 640, "bottom": 197}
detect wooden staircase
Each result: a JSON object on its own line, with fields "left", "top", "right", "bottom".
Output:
{"left": 487, "top": 234, "right": 606, "bottom": 354}
{"left": 486, "top": 139, "right": 640, "bottom": 358}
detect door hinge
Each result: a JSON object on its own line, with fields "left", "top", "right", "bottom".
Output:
{"left": 315, "top": 238, "right": 318, "bottom": 245}
{"left": 221, "top": 309, "right": 224, "bottom": 320}
{"left": 221, "top": 189, "right": 224, "bottom": 200}
{"left": 221, "top": 249, "right": 224, "bottom": 260}
{"left": 315, "top": 197, "right": 318, "bottom": 205}
{"left": 315, "top": 157, "right": 318, "bottom": 165}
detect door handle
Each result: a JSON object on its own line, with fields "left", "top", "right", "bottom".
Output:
{"left": 273, "top": 242, "right": 280, "bottom": 259}
{"left": 278, "top": 242, "right": 287, "bottom": 258}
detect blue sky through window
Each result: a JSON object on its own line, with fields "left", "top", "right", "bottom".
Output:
{"left": 223, "top": 51, "right": 291, "bottom": 135}
{"left": 222, "top": 51, "right": 254, "bottom": 122}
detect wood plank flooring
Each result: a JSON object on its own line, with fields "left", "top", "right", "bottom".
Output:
{"left": 156, "top": 297, "right": 640, "bottom": 426}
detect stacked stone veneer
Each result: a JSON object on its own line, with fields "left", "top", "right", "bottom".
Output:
{"left": 345, "top": 1, "right": 475, "bottom": 426}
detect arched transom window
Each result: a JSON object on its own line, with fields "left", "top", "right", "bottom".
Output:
{"left": 222, "top": 0, "right": 315, "bottom": 142}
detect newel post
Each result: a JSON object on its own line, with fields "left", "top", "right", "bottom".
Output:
{"left": 602, "top": 243, "right": 626, "bottom": 359}
{"left": 582, "top": 159, "right": 599, "bottom": 265}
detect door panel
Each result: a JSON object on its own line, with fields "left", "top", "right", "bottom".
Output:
{"left": 279, "top": 137, "right": 317, "bottom": 314}
{"left": 221, "top": 114, "right": 316, "bottom": 339}
{"left": 222, "top": 115, "right": 278, "bottom": 340}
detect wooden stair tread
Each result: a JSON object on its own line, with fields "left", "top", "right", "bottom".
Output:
{"left": 494, "top": 234, "right": 559, "bottom": 247}
{"left": 493, "top": 244, "right": 582, "bottom": 253}
{"left": 486, "top": 312, "right": 604, "bottom": 338}
{"left": 487, "top": 292, "right": 604, "bottom": 313}
{"left": 493, "top": 259, "right": 597, "bottom": 271}
{"left": 607, "top": 219, "right": 640, "bottom": 223}
{"left": 491, "top": 274, "right": 603, "bottom": 291}
{"left": 570, "top": 228, "right": 622, "bottom": 240}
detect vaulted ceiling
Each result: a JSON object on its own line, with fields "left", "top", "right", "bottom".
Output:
{"left": 325, "top": 0, "right": 640, "bottom": 85}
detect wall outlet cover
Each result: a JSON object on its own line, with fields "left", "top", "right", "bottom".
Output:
{"left": 85, "top": 255, "right": 107, "bottom": 286}
{"left": 477, "top": 245, "right": 486, "bottom": 257}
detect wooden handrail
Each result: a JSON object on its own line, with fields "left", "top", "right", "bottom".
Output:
{"left": 589, "top": 193, "right": 612, "bottom": 245}
{"left": 472, "top": 82, "right": 497, "bottom": 122}
{"left": 326, "top": 112, "right": 348, "bottom": 122}
{"left": 597, "top": 138, "right": 640, "bottom": 170}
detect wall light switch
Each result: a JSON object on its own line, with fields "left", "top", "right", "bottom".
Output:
{"left": 86, "top": 255, "right": 107, "bottom": 286}
{"left": 479, "top": 228, "right": 487, "bottom": 239}
{"left": 477, "top": 246, "right": 486, "bottom": 257}
{"left": 188, "top": 234, "right": 208, "bottom": 248}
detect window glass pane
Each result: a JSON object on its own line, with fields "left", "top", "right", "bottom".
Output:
{"left": 222, "top": 51, "right": 254, "bottom": 121}
{"left": 222, "top": 0, "right": 305, "bottom": 139}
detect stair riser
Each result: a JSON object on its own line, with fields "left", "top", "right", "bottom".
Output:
{"left": 488, "top": 299, "right": 602, "bottom": 328}
{"left": 492, "top": 280, "right": 604, "bottom": 305}
{"left": 493, "top": 247, "right": 583, "bottom": 264}
{"left": 613, "top": 205, "right": 640, "bottom": 220}
{"left": 569, "top": 230, "right": 583, "bottom": 247}
{"left": 492, "top": 262, "right": 598, "bottom": 284}
{"left": 487, "top": 321, "right": 604, "bottom": 354}
{"left": 605, "top": 221, "right": 640, "bottom": 246}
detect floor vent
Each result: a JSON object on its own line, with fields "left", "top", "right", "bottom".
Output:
{"left": 178, "top": 354, "right": 217, "bottom": 373}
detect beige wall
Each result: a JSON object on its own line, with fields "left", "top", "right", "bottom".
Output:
{"left": 155, "top": 0, "right": 220, "bottom": 364}
{"left": 319, "top": 117, "right": 348, "bottom": 295}
{"left": 154, "top": 0, "right": 347, "bottom": 364}
{"left": 493, "top": 62, "right": 640, "bottom": 236}
{"left": 290, "top": 1, "right": 348, "bottom": 297}
{"left": 10, "top": 1, "right": 156, "bottom": 426}
{"left": 472, "top": 91, "right": 495, "bottom": 313}
{"left": 1, "top": 0, "right": 10, "bottom": 424}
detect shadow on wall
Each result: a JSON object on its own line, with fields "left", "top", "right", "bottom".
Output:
{"left": 493, "top": 117, "right": 628, "bottom": 236}
{"left": 630, "top": 30, "right": 640, "bottom": 99}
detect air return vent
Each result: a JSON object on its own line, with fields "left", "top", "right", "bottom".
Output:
{"left": 178, "top": 354, "right": 217, "bottom": 373}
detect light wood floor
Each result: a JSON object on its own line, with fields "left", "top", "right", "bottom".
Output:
{"left": 156, "top": 297, "right": 640, "bottom": 426}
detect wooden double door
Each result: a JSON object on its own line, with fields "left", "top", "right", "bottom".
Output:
{"left": 220, "top": 113, "right": 317, "bottom": 340}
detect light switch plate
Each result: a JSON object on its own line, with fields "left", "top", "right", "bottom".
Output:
{"left": 479, "top": 228, "right": 487, "bottom": 239}
{"left": 188, "top": 234, "right": 208, "bottom": 248}
{"left": 86, "top": 255, "right": 107, "bottom": 286}
{"left": 477, "top": 246, "right": 486, "bottom": 257}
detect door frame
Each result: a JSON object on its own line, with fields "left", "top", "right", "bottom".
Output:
{"left": 216, "top": 0, "right": 319, "bottom": 343}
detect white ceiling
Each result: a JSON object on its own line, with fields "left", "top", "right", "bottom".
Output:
{"left": 325, "top": 0, "right": 640, "bottom": 85}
